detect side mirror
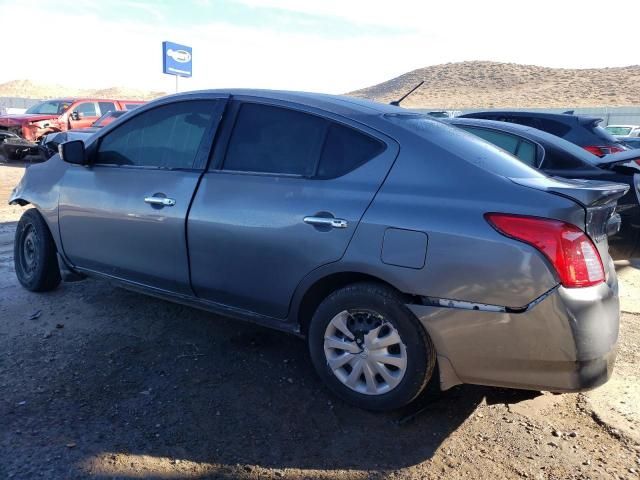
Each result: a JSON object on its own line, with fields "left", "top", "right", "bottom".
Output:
{"left": 59, "top": 140, "right": 87, "bottom": 165}
{"left": 71, "top": 111, "right": 82, "bottom": 121}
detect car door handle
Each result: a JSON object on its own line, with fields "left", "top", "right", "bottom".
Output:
{"left": 144, "top": 196, "right": 176, "bottom": 207}
{"left": 303, "top": 216, "right": 348, "bottom": 229}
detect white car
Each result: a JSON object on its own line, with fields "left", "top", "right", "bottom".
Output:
{"left": 605, "top": 124, "right": 640, "bottom": 138}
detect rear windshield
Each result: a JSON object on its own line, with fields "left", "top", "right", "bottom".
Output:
{"left": 385, "top": 114, "right": 546, "bottom": 179}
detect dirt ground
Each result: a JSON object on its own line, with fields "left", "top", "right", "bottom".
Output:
{"left": 1, "top": 159, "right": 640, "bottom": 480}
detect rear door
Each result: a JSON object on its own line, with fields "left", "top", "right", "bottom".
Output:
{"left": 187, "top": 99, "right": 399, "bottom": 319}
{"left": 59, "top": 96, "right": 227, "bottom": 294}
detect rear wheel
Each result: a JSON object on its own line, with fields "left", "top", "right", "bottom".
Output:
{"left": 14, "top": 209, "right": 61, "bottom": 292}
{"left": 6, "top": 148, "right": 26, "bottom": 161}
{"left": 308, "top": 282, "right": 436, "bottom": 411}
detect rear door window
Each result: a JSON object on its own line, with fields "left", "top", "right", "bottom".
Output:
{"left": 98, "top": 102, "right": 117, "bottom": 115}
{"left": 223, "top": 103, "right": 326, "bottom": 176}
{"left": 96, "top": 101, "right": 216, "bottom": 169}
{"left": 222, "top": 102, "right": 385, "bottom": 178}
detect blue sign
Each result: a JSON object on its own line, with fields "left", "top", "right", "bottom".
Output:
{"left": 162, "top": 41, "right": 192, "bottom": 78}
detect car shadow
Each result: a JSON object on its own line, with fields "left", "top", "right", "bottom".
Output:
{"left": 0, "top": 279, "right": 547, "bottom": 478}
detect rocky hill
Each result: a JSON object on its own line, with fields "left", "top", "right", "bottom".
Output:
{"left": 349, "top": 61, "right": 640, "bottom": 108}
{"left": 0, "top": 79, "right": 165, "bottom": 100}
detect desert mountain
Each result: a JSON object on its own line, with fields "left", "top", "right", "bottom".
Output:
{"left": 349, "top": 61, "right": 640, "bottom": 108}
{"left": 0, "top": 79, "right": 165, "bottom": 101}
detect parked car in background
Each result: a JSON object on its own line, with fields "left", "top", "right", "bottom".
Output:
{"left": 605, "top": 124, "right": 640, "bottom": 138}
{"left": 9, "top": 91, "right": 628, "bottom": 411}
{"left": 0, "top": 98, "right": 145, "bottom": 158}
{"left": 622, "top": 137, "right": 640, "bottom": 150}
{"left": 3, "top": 110, "right": 133, "bottom": 162}
{"left": 460, "top": 111, "right": 628, "bottom": 156}
{"left": 446, "top": 117, "right": 640, "bottom": 259}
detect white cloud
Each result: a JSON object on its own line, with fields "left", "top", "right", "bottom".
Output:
{"left": 1, "top": 0, "right": 639, "bottom": 95}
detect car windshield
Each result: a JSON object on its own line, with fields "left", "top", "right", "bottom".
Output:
{"left": 386, "top": 114, "right": 547, "bottom": 179}
{"left": 605, "top": 126, "right": 633, "bottom": 136}
{"left": 25, "top": 100, "right": 72, "bottom": 115}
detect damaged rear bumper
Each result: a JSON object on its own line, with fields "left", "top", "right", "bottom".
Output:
{"left": 408, "top": 270, "right": 619, "bottom": 392}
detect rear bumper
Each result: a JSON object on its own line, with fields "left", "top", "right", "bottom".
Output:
{"left": 408, "top": 270, "right": 619, "bottom": 392}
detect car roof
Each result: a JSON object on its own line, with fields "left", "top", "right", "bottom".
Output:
{"left": 446, "top": 117, "right": 557, "bottom": 140}
{"left": 461, "top": 110, "right": 602, "bottom": 124}
{"left": 41, "top": 98, "right": 141, "bottom": 103}
{"left": 166, "top": 89, "right": 406, "bottom": 117}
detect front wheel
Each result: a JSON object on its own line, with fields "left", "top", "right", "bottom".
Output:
{"left": 14, "top": 208, "right": 61, "bottom": 292}
{"left": 308, "top": 282, "right": 436, "bottom": 411}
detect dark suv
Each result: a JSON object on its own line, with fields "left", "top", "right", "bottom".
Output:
{"left": 459, "top": 111, "right": 627, "bottom": 157}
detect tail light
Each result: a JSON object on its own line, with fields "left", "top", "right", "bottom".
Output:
{"left": 583, "top": 145, "right": 626, "bottom": 156}
{"left": 485, "top": 213, "right": 605, "bottom": 288}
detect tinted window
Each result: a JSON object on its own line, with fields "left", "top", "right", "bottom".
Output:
{"left": 74, "top": 102, "right": 97, "bottom": 117}
{"left": 98, "top": 102, "right": 116, "bottom": 115}
{"left": 542, "top": 147, "right": 593, "bottom": 170}
{"left": 459, "top": 126, "right": 520, "bottom": 154}
{"left": 317, "top": 123, "right": 384, "bottom": 179}
{"left": 223, "top": 103, "right": 325, "bottom": 175}
{"left": 125, "top": 103, "right": 141, "bottom": 110}
{"left": 97, "top": 101, "right": 215, "bottom": 169}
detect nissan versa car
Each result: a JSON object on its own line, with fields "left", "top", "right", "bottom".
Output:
{"left": 10, "top": 91, "right": 628, "bottom": 411}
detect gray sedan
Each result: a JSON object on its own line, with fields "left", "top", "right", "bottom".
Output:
{"left": 9, "top": 90, "right": 628, "bottom": 411}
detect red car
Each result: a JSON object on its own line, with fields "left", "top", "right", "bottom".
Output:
{"left": 0, "top": 98, "right": 144, "bottom": 143}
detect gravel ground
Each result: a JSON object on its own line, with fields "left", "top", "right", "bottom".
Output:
{"left": 1, "top": 159, "right": 640, "bottom": 479}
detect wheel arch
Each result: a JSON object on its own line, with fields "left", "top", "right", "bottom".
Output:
{"left": 291, "top": 267, "right": 418, "bottom": 336}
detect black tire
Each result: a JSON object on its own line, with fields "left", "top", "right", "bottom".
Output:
{"left": 308, "top": 282, "right": 436, "bottom": 412}
{"left": 14, "top": 208, "right": 61, "bottom": 292}
{"left": 6, "top": 149, "right": 26, "bottom": 161}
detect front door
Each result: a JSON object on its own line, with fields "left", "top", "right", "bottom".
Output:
{"left": 59, "top": 97, "right": 227, "bottom": 294}
{"left": 68, "top": 101, "right": 100, "bottom": 130}
{"left": 187, "top": 100, "right": 399, "bottom": 318}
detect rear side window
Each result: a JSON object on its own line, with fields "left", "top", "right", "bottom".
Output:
{"left": 124, "top": 103, "right": 141, "bottom": 110}
{"left": 515, "top": 140, "right": 537, "bottom": 167}
{"left": 223, "top": 103, "right": 325, "bottom": 176}
{"left": 459, "top": 126, "right": 519, "bottom": 154}
{"left": 317, "top": 123, "right": 384, "bottom": 179}
{"left": 96, "top": 101, "right": 216, "bottom": 169}
{"left": 98, "top": 102, "right": 116, "bottom": 115}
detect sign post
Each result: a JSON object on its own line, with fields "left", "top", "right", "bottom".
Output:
{"left": 162, "top": 41, "right": 192, "bottom": 93}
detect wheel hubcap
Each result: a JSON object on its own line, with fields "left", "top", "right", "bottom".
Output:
{"left": 323, "top": 310, "right": 407, "bottom": 395}
{"left": 20, "top": 225, "right": 38, "bottom": 277}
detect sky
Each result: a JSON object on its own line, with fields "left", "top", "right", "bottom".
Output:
{"left": 1, "top": 0, "right": 639, "bottom": 94}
